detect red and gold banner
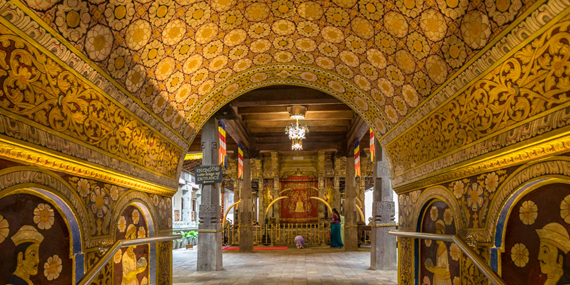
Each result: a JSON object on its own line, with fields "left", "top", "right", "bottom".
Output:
{"left": 280, "top": 177, "right": 318, "bottom": 223}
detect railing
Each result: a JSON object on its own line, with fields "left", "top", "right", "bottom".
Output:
{"left": 388, "top": 231, "right": 506, "bottom": 285}
{"left": 78, "top": 235, "right": 181, "bottom": 285}
{"left": 223, "top": 223, "right": 331, "bottom": 246}
{"left": 222, "top": 223, "right": 374, "bottom": 247}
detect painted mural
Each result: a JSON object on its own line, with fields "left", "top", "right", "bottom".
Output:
{"left": 280, "top": 177, "right": 318, "bottom": 223}
{"left": 114, "top": 205, "right": 149, "bottom": 285}
{"left": 0, "top": 193, "right": 73, "bottom": 284}
{"left": 501, "top": 183, "right": 570, "bottom": 284}
{"left": 421, "top": 200, "right": 460, "bottom": 285}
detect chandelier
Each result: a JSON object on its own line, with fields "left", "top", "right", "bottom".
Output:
{"left": 285, "top": 106, "right": 309, "bottom": 150}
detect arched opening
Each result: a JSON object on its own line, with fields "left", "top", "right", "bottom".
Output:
{"left": 175, "top": 83, "right": 398, "bottom": 279}
{"left": 113, "top": 203, "right": 154, "bottom": 285}
{"left": 417, "top": 199, "right": 459, "bottom": 285}
{"left": 493, "top": 179, "right": 570, "bottom": 284}
{"left": 0, "top": 187, "right": 84, "bottom": 284}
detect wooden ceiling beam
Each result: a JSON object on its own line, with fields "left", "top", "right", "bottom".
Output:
{"left": 255, "top": 141, "right": 346, "bottom": 153}
{"left": 250, "top": 126, "right": 348, "bottom": 133}
{"left": 237, "top": 104, "right": 352, "bottom": 114}
{"left": 254, "top": 134, "right": 347, "bottom": 143}
{"left": 231, "top": 89, "right": 341, "bottom": 107}
{"left": 246, "top": 119, "right": 352, "bottom": 128}
{"left": 241, "top": 110, "right": 354, "bottom": 121}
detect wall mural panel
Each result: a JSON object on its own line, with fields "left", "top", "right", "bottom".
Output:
{"left": 501, "top": 183, "right": 570, "bottom": 284}
{"left": 280, "top": 177, "right": 318, "bottom": 223}
{"left": 114, "top": 205, "right": 149, "bottom": 285}
{"left": 0, "top": 193, "right": 73, "bottom": 284}
{"left": 421, "top": 200, "right": 460, "bottom": 285}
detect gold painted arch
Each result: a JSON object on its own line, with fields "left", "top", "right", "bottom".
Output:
{"left": 183, "top": 63, "right": 390, "bottom": 145}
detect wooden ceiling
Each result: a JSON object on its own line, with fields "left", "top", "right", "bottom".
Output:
{"left": 187, "top": 85, "right": 370, "bottom": 157}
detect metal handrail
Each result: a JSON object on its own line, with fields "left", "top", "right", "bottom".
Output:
{"left": 78, "top": 235, "right": 181, "bottom": 285}
{"left": 388, "top": 231, "right": 506, "bottom": 285}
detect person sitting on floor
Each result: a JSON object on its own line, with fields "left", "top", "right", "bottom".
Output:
{"left": 294, "top": 235, "right": 305, "bottom": 249}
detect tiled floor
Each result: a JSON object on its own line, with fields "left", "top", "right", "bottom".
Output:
{"left": 173, "top": 246, "right": 397, "bottom": 284}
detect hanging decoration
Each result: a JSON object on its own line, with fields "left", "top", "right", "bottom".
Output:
{"left": 370, "top": 128, "right": 375, "bottom": 164}
{"left": 219, "top": 121, "right": 227, "bottom": 169}
{"left": 238, "top": 142, "right": 244, "bottom": 179}
{"left": 285, "top": 106, "right": 309, "bottom": 151}
{"left": 355, "top": 140, "right": 361, "bottom": 177}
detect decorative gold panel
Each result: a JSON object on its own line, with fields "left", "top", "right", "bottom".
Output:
{"left": 387, "top": 17, "right": 570, "bottom": 176}
{"left": 0, "top": 23, "right": 183, "bottom": 178}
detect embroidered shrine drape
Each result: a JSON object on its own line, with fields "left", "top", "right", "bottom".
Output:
{"left": 280, "top": 176, "right": 318, "bottom": 223}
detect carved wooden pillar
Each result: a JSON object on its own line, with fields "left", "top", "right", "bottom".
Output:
{"left": 370, "top": 145, "right": 397, "bottom": 270}
{"left": 197, "top": 117, "right": 223, "bottom": 271}
{"left": 344, "top": 147, "right": 358, "bottom": 251}
{"left": 239, "top": 158, "right": 253, "bottom": 252}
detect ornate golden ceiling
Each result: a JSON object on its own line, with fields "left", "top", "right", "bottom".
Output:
{"left": 21, "top": 0, "right": 536, "bottom": 142}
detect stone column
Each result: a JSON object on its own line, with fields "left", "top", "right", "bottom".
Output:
{"left": 239, "top": 158, "right": 253, "bottom": 252}
{"left": 197, "top": 117, "right": 223, "bottom": 271}
{"left": 370, "top": 144, "right": 397, "bottom": 270}
{"left": 344, "top": 148, "right": 358, "bottom": 251}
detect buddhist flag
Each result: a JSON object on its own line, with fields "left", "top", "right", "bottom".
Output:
{"left": 238, "top": 142, "right": 244, "bottom": 179}
{"left": 370, "top": 128, "right": 375, "bottom": 164}
{"left": 219, "top": 121, "right": 227, "bottom": 169}
{"left": 354, "top": 140, "right": 361, "bottom": 177}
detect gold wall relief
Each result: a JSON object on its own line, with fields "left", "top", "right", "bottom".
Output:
{"left": 0, "top": 24, "right": 183, "bottom": 178}
{"left": 0, "top": 140, "right": 177, "bottom": 196}
{"left": 387, "top": 17, "right": 570, "bottom": 177}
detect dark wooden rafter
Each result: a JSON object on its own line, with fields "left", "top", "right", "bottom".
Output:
{"left": 347, "top": 116, "right": 369, "bottom": 149}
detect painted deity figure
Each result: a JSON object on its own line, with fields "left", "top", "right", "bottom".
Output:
{"left": 536, "top": 223, "right": 570, "bottom": 285}
{"left": 122, "top": 224, "right": 147, "bottom": 285}
{"left": 7, "top": 226, "right": 44, "bottom": 285}
{"left": 425, "top": 220, "right": 452, "bottom": 285}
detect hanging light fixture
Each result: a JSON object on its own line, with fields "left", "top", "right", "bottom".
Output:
{"left": 285, "top": 106, "right": 309, "bottom": 150}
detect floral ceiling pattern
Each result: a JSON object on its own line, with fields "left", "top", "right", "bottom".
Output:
{"left": 22, "top": 0, "right": 536, "bottom": 141}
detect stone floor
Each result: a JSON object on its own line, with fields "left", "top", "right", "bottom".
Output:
{"left": 173, "top": 245, "right": 397, "bottom": 284}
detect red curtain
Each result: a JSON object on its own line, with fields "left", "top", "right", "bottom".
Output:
{"left": 280, "top": 176, "right": 318, "bottom": 224}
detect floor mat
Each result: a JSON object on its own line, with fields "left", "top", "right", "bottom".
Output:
{"left": 222, "top": 246, "right": 288, "bottom": 251}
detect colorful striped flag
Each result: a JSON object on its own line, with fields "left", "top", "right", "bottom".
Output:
{"left": 370, "top": 128, "right": 375, "bottom": 164}
{"left": 219, "top": 121, "right": 227, "bottom": 169}
{"left": 354, "top": 140, "right": 361, "bottom": 177}
{"left": 238, "top": 142, "right": 244, "bottom": 179}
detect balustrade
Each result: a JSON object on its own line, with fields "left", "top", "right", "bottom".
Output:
{"left": 222, "top": 223, "right": 372, "bottom": 247}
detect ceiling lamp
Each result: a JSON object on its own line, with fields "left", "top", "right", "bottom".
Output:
{"left": 291, "top": 138, "right": 303, "bottom": 151}
{"left": 285, "top": 106, "right": 309, "bottom": 150}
